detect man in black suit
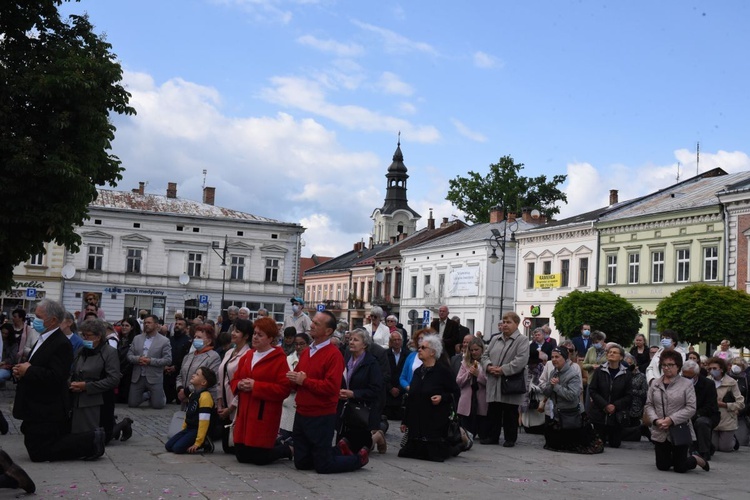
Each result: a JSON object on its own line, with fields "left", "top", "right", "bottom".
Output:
{"left": 571, "top": 323, "right": 592, "bottom": 358}
{"left": 431, "top": 305, "right": 461, "bottom": 357}
{"left": 384, "top": 331, "right": 408, "bottom": 420}
{"left": 452, "top": 315, "right": 471, "bottom": 341}
{"left": 12, "top": 299, "right": 105, "bottom": 462}
{"left": 683, "top": 360, "right": 720, "bottom": 461}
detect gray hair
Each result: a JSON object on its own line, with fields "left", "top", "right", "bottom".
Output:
{"left": 607, "top": 343, "right": 625, "bottom": 358}
{"left": 532, "top": 327, "right": 544, "bottom": 336}
{"left": 238, "top": 306, "right": 250, "bottom": 315}
{"left": 79, "top": 318, "right": 107, "bottom": 338}
{"left": 386, "top": 315, "right": 398, "bottom": 323}
{"left": 38, "top": 299, "right": 65, "bottom": 323}
{"left": 369, "top": 306, "right": 384, "bottom": 319}
{"left": 349, "top": 328, "right": 372, "bottom": 348}
{"left": 421, "top": 334, "right": 443, "bottom": 359}
{"left": 227, "top": 305, "right": 240, "bottom": 314}
{"left": 682, "top": 360, "right": 700, "bottom": 374}
{"left": 257, "top": 307, "right": 268, "bottom": 316}
{"left": 560, "top": 339, "right": 574, "bottom": 349}
{"left": 624, "top": 353, "right": 636, "bottom": 365}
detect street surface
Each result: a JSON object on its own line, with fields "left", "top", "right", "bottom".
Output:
{"left": 0, "top": 388, "right": 746, "bottom": 499}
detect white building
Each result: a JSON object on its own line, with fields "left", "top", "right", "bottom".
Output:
{"left": 60, "top": 182, "right": 304, "bottom": 323}
{"left": 399, "top": 209, "right": 539, "bottom": 340}
{"left": 2, "top": 242, "right": 66, "bottom": 317}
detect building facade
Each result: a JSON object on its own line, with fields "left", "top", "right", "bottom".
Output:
{"left": 2, "top": 242, "right": 66, "bottom": 317}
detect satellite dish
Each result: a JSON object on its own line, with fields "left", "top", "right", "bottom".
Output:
{"left": 376, "top": 271, "right": 385, "bottom": 282}
{"left": 424, "top": 284, "right": 434, "bottom": 295}
{"left": 61, "top": 264, "right": 76, "bottom": 279}
{"left": 178, "top": 273, "right": 190, "bottom": 286}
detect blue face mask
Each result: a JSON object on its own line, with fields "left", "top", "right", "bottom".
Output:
{"left": 594, "top": 342, "right": 603, "bottom": 349}
{"left": 661, "top": 338, "right": 672, "bottom": 348}
{"left": 582, "top": 330, "right": 590, "bottom": 337}
{"left": 82, "top": 340, "right": 95, "bottom": 349}
{"left": 193, "top": 339, "right": 205, "bottom": 350}
{"left": 710, "top": 369, "right": 722, "bottom": 380}
{"left": 32, "top": 317, "right": 46, "bottom": 333}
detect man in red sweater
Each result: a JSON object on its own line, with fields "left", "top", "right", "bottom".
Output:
{"left": 286, "top": 310, "right": 369, "bottom": 473}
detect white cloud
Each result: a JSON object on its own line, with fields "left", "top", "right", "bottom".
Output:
{"left": 296, "top": 35, "right": 364, "bottom": 57}
{"left": 351, "top": 19, "right": 438, "bottom": 56}
{"left": 260, "top": 76, "right": 441, "bottom": 142}
{"left": 473, "top": 51, "right": 501, "bottom": 69}
{"left": 451, "top": 119, "right": 487, "bottom": 143}
{"left": 399, "top": 102, "right": 417, "bottom": 115}
{"left": 210, "top": 0, "right": 294, "bottom": 24}
{"left": 376, "top": 72, "right": 414, "bottom": 96}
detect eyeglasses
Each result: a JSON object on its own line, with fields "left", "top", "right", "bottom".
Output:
{"left": 418, "top": 345, "right": 430, "bottom": 351}
{"left": 660, "top": 363, "right": 677, "bottom": 368}
{"left": 567, "top": 349, "right": 576, "bottom": 353}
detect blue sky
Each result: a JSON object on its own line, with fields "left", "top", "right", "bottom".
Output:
{"left": 61, "top": 0, "right": 750, "bottom": 256}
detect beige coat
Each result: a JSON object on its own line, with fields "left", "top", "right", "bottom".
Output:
{"left": 644, "top": 375, "right": 696, "bottom": 443}
{"left": 481, "top": 330, "right": 529, "bottom": 405}
{"left": 715, "top": 375, "right": 745, "bottom": 431}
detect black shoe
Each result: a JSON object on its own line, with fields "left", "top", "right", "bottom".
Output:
{"left": 693, "top": 452, "right": 710, "bottom": 472}
{"left": 5, "top": 464, "right": 35, "bottom": 494}
{"left": 734, "top": 437, "right": 740, "bottom": 451}
{"left": 479, "top": 438, "right": 499, "bottom": 445}
{"left": 502, "top": 441, "right": 516, "bottom": 448}
{"left": 85, "top": 428, "right": 106, "bottom": 460}
{"left": 119, "top": 418, "right": 133, "bottom": 442}
{"left": 0, "top": 411, "right": 8, "bottom": 435}
{"left": 200, "top": 438, "right": 214, "bottom": 454}
{"left": 0, "top": 449, "right": 13, "bottom": 473}
{"left": 111, "top": 417, "right": 122, "bottom": 441}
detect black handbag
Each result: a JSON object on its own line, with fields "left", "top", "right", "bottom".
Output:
{"left": 495, "top": 337, "right": 526, "bottom": 395}
{"left": 342, "top": 400, "right": 371, "bottom": 430}
{"left": 554, "top": 406, "right": 583, "bottom": 429}
{"left": 661, "top": 395, "right": 692, "bottom": 446}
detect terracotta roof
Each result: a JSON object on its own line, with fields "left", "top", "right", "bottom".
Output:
{"left": 92, "top": 189, "right": 298, "bottom": 226}
{"left": 375, "top": 220, "right": 468, "bottom": 260}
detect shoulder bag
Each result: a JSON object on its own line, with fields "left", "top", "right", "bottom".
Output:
{"left": 553, "top": 389, "right": 582, "bottom": 429}
{"left": 497, "top": 337, "right": 527, "bottom": 395}
{"left": 662, "top": 392, "right": 691, "bottom": 447}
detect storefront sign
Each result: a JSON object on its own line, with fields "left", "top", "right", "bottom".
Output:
{"left": 105, "top": 286, "right": 165, "bottom": 296}
{"left": 534, "top": 273, "right": 562, "bottom": 289}
{"left": 448, "top": 268, "right": 479, "bottom": 296}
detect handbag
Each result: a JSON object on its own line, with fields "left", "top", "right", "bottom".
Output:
{"left": 495, "top": 337, "right": 527, "bottom": 395}
{"left": 661, "top": 394, "right": 692, "bottom": 447}
{"left": 167, "top": 410, "right": 186, "bottom": 438}
{"left": 342, "top": 400, "right": 371, "bottom": 430}
{"left": 554, "top": 406, "right": 583, "bottom": 429}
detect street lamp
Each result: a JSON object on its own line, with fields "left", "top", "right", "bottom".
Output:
{"left": 211, "top": 235, "right": 229, "bottom": 315}
{"left": 489, "top": 213, "right": 519, "bottom": 315}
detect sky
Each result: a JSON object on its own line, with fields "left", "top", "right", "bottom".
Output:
{"left": 60, "top": 0, "right": 750, "bottom": 258}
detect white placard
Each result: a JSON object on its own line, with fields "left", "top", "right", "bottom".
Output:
{"left": 448, "top": 267, "right": 479, "bottom": 296}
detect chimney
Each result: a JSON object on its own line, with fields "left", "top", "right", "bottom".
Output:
{"left": 389, "top": 236, "right": 397, "bottom": 245}
{"left": 203, "top": 186, "right": 216, "bottom": 205}
{"left": 507, "top": 212, "right": 517, "bottom": 223}
{"left": 427, "top": 208, "right": 435, "bottom": 230}
{"left": 399, "top": 232, "right": 407, "bottom": 241}
{"left": 441, "top": 217, "right": 449, "bottom": 227}
{"left": 138, "top": 182, "right": 145, "bottom": 195}
{"left": 489, "top": 206, "right": 504, "bottom": 223}
{"left": 166, "top": 182, "right": 177, "bottom": 199}
{"left": 369, "top": 236, "right": 374, "bottom": 248}
{"left": 609, "top": 189, "right": 619, "bottom": 205}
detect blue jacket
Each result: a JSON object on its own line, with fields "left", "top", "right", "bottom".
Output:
{"left": 68, "top": 332, "right": 84, "bottom": 355}
{"left": 399, "top": 351, "right": 419, "bottom": 391}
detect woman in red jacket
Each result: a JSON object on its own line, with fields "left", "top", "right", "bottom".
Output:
{"left": 231, "top": 317, "right": 293, "bottom": 464}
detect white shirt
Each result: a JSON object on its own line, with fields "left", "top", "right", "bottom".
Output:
{"left": 29, "top": 327, "right": 59, "bottom": 360}
{"left": 366, "top": 322, "right": 391, "bottom": 348}
{"left": 251, "top": 348, "right": 273, "bottom": 369}
{"left": 309, "top": 338, "right": 331, "bottom": 358}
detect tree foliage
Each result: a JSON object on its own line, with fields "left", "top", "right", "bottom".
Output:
{"left": 446, "top": 155, "right": 567, "bottom": 224}
{"left": 552, "top": 290, "right": 642, "bottom": 346}
{"left": 655, "top": 284, "right": 750, "bottom": 347}
{"left": 0, "top": 1, "right": 135, "bottom": 290}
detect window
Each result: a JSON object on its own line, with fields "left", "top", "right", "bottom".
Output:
{"left": 560, "top": 259, "right": 570, "bottom": 287}
{"left": 88, "top": 245, "right": 103, "bottom": 270}
{"left": 29, "top": 253, "right": 44, "bottom": 266}
{"left": 410, "top": 276, "right": 418, "bottom": 298}
{"left": 526, "top": 262, "right": 535, "bottom": 289}
{"left": 676, "top": 249, "right": 690, "bottom": 282}
{"left": 231, "top": 256, "right": 245, "bottom": 280}
{"left": 438, "top": 274, "right": 445, "bottom": 298}
{"left": 424, "top": 275, "right": 431, "bottom": 288}
{"left": 651, "top": 251, "right": 664, "bottom": 283}
{"left": 265, "top": 258, "right": 279, "bottom": 282}
{"left": 606, "top": 254, "right": 617, "bottom": 285}
{"left": 628, "top": 253, "right": 640, "bottom": 284}
{"left": 394, "top": 269, "right": 402, "bottom": 298}
{"left": 336, "top": 283, "right": 342, "bottom": 301}
{"left": 578, "top": 257, "right": 589, "bottom": 287}
{"left": 543, "top": 261, "right": 552, "bottom": 274}
{"left": 126, "top": 249, "right": 142, "bottom": 274}
{"left": 187, "top": 253, "right": 202, "bottom": 277}
{"left": 703, "top": 246, "right": 718, "bottom": 281}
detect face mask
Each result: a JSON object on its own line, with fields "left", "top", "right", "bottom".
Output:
{"left": 594, "top": 342, "right": 602, "bottom": 349}
{"left": 710, "top": 369, "right": 722, "bottom": 379}
{"left": 82, "top": 340, "right": 95, "bottom": 349}
{"left": 731, "top": 365, "right": 742, "bottom": 375}
{"left": 544, "top": 334, "right": 550, "bottom": 340}
{"left": 32, "top": 317, "right": 46, "bottom": 333}
{"left": 582, "top": 330, "right": 590, "bottom": 337}
{"left": 292, "top": 305, "right": 300, "bottom": 314}
{"left": 193, "top": 339, "right": 205, "bottom": 350}
{"left": 660, "top": 338, "right": 672, "bottom": 348}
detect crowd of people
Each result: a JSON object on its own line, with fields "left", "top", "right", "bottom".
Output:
{"left": 0, "top": 296, "right": 748, "bottom": 492}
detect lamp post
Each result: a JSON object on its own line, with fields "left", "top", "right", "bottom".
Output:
{"left": 489, "top": 214, "right": 519, "bottom": 315}
{"left": 211, "top": 235, "right": 229, "bottom": 316}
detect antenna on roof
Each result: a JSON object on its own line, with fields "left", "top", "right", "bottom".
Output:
{"left": 696, "top": 141, "right": 700, "bottom": 175}
{"left": 676, "top": 162, "right": 680, "bottom": 181}
{"left": 397, "top": 131, "right": 401, "bottom": 146}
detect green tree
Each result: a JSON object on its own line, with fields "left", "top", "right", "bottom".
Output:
{"left": 446, "top": 155, "right": 567, "bottom": 224}
{"left": 0, "top": 1, "right": 135, "bottom": 290}
{"left": 552, "top": 290, "right": 642, "bottom": 346}
{"left": 655, "top": 284, "right": 750, "bottom": 347}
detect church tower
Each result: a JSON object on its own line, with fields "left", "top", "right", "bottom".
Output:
{"left": 371, "top": 137, "right": 421, "bottom": 244}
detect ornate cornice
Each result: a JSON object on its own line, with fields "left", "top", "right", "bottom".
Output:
{"left": 599, "top": 213, "right": 722, "bottom": 235}
{"left": 519, "top": 227, "right": 594, "bottom": 244}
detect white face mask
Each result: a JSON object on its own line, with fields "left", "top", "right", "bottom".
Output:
{"left": 731, "top": 365, "right": 742, "bottom": 375}
{"left": 292, "top": 305, "right": 300, "bottom": 314}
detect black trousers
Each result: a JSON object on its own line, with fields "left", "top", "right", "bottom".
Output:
{"left": 235, "top": 443, "right": 291, "bottom": 465}
{"left": 292, "top": 413, "right": 362, "bottom": 474}
{"left": 593, "top": 423, "right": 623, "bottom": 448}
{"left": 486, "top": 402, "right": 519, "bottom": 443}
{"left": 654, "top": 440, "right": 697, "bottom": 473}
{"left": 692, "top": 416, "right": 713, "bottom": 455}
{"left": 21, "top": 421, "right": 95, "bottom": 462}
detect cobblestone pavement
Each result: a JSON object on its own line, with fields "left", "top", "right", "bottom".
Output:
{"left": 0, "top": 387, "right": 747, "bottom": 499}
